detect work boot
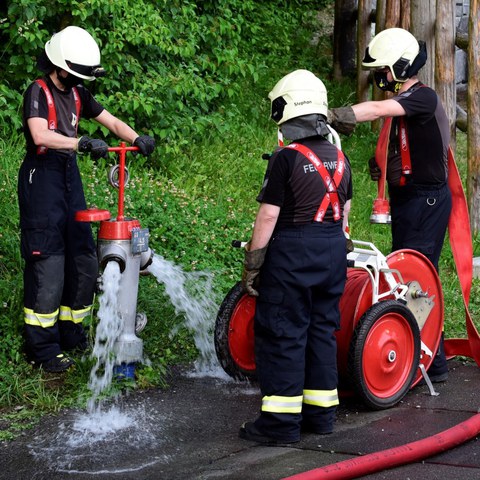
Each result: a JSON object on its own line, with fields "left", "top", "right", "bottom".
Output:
{"left": 239, "top": 422, "right": 299, "bottom": 445}
{"left": 37, "top": 353, "right": 74, "bottom": 373}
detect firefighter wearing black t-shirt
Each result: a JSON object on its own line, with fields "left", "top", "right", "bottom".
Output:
{"left": 329, "top": 28, "right": 451, "bottom": 383}
{"left": 239, "top": 70, "right": 353, "bottom": 444}
{"left": 19, "top": 26, "right": 155, "bottom": 372}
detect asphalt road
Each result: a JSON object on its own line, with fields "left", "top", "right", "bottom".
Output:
{"left": 1, "top": 359, "right": 480, "bottom": 480}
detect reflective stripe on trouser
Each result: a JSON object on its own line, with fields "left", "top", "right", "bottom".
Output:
{"left": 261, "top": 395, "right": 303, "bottom": 414}
{"left": 303, "top": 389, "right": 339, "bottom": 408}
{"left": 24, "top": 307, "right": 59, "bottom": 328}
{"left": 253, "top": 222, "right": 347, "bottom": 441}
{"left": 59, "top": 305, "right": 92, "bottom": 324}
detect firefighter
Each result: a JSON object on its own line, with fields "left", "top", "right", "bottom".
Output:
{"left": 328, "top": 27, "right": 451, "bottom": 382}
{"left": 239, "top": 70, "right": 353, "bottom": 444}
{"left": 19, "top": 26, "right": 155, "bottom": 372}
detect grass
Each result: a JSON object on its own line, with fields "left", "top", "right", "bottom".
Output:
{"left": 1, "top": 68, "right": 479, "bottom": 441}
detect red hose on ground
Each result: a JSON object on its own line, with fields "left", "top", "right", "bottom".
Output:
{"left": 282, "top": 412, "right": 480, "bottom": 480}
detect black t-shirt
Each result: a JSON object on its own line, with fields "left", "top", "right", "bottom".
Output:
{"left": 257, "top": 136, "right": 353, "bottom": 229}
{"left": 388, "top": 83, "right": 450, "bottom": 186}
{"left": 23, "top": 76, "right": 104, "bottom": 155}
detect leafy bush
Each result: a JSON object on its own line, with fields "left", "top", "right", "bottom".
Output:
{"left": 0, "top": 0, "right": 327, "bottom": 160}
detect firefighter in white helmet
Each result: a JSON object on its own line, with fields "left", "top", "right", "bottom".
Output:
{"left": 239, "top": 69, "right": 353, "bottom": 444}
{"left": 329, "top": 27, "right": 450, "bottom": 382}
{"left": 19, "top": 26, "right": 155, "bottom": 372}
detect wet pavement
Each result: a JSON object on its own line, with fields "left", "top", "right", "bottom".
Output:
{"left": 1, "top": 359, "right": 480, "bottom": 480}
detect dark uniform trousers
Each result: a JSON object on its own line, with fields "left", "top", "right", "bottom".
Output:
{"left": 253, "top": 222, "right": 347, "bottom": 442}
{"left": 18, "top": 151, "right": 98, "bottom": 363}
{"left": 390, "top": 182, "right": 452, "bottom": 271}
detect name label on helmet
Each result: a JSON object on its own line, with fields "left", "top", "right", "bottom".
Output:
{"left": 294, "top": 100, "right": 312, "bottom": 106}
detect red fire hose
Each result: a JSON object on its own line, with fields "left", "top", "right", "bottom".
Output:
{"left": 282, "top": 412, "right": 480, "bottom": 480}
{"left": 283, "top": 149, "right": 480, "bottom": 480}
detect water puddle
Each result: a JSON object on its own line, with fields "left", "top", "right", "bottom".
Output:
{"left": 28, "top": 252, "right": 240, "bottom": 473}
{"left": 28, "top": 400, "right": 168, "bottom": 474}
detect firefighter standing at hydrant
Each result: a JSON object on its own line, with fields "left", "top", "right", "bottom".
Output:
{"left": 239, "top": 70, "right": 353, "bottom": 444}
{"left": 329, "top": 28, "right": 451, "bottom": 383}
{"left": 19, "top": 26, "right": 155, "bottom": 372}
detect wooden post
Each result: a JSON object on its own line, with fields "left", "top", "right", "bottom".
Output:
{"left": 333, "top": 0, "right": 358, "bottom": 80}
{"left": 435, "top": 0, "right": 456, "bottom": 149}
{"left": 357, "top": 0, "right": 372, "bottom": 102}
{"left": 410, "top": 0, "right": 436, "bottom": 89}
{"left": 400, "top": 1, "right": 410, "bottom": 30}
{"left": 375, "top": 0, "right": 386, "bottom": 31}
{"left": 467, "top": 0, "right": 480, "bottom": 234}
{"left": 385, "top": 0, "right": 400, "bottom": 28}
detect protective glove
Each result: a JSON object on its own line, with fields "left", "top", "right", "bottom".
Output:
{"left": 344, "top": 226, "right": 354, "bottom": 253}
{"left": 77, "top": 136, "right": 108, "bottom": 160}
{"left": 327, "top": 106, "right": 357, "bottom": 136}
{"left": 133, "top": 135, "right": 155, "bottom": 156}
{"left": 346, "top": 238, "right": 354, "bottom": 253}
{"left": 368, "top": 156, "right": 381, "bottom": 181}
{"left": 241, "top": 243, "right": 268, "bottom": 297}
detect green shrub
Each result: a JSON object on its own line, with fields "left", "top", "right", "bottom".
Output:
{"left": 0, "top": 0, "right": 329, "bottom": 160}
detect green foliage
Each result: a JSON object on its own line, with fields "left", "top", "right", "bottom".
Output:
{"left": 0, "top": 0, "right": 326, "bottom": 161}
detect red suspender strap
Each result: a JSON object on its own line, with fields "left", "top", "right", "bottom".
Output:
{"left": 71, "top": 86, "right": 81, "bottom": 135}
{"left": 375, "top": 117, "right": 391, "bottom": 201}
{"left": 286, "top": 143, "right": 345, "bottom": 222}
{"left": 375, "top": 116, "right": 412, "bottom": 189}
{"left": 444, "top": 147, "right": 480, "bottom": 367}
{"left": 35, "top": 79, "right": 57, "bottom": 154}
{"left": 34, "top": 81, "right": 81, "bottom": 154}
{"left": 398, "top": 117, "right": 412, "bottom": 185}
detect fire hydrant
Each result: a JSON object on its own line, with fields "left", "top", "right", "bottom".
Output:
{"left": 76, "top": 142, "right": 152, "bottom": 379}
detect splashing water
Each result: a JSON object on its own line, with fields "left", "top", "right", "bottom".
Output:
{"left": 70, "top": 260, "right": 139, "bottom": 443}
{"left": 73, "top": 252, "right": 225, "bottom": 443}
{"left": 86, "top": 260, "right": 123, "bottom": 413}
{"left": 147, "top": 253, "right": 223, "bottom": 376}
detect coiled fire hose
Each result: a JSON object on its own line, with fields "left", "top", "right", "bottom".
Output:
{"left": 282, "top": 149, "right": 480, "bottom": 480}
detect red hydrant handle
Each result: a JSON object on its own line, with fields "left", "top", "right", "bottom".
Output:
{"left": 108, "top": 145, "right": 139, "bottom": 153}
{"left": 109, "top": 142, "right": 138, "bottom": 220}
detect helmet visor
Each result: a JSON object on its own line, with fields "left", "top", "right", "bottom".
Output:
{"left": 66, "top": 60, "right": 105, "bottom": 78}
{"left": 271, "top": 96, "right": 287, "bottom": 123}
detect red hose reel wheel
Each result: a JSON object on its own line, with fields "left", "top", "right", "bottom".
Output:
{"left": 348, "top": 300, "right": 421, "bottom": 410}
{"left": 214, "top": 282, "right": 257, "bottom": 381}
{"left": 384, "top": 249, "right": 444, "bottom": 386}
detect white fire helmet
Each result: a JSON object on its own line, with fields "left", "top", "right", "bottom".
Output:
{"left": 362, "top": 28, "right": 420, "bottom": 82}
{"left": 268, "top": 69, "right": 328, "bottom": 125}
{"left": 45, "top": 26, "right": 104, "bottom": 81}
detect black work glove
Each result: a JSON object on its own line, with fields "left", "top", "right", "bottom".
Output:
{"left": 327, "top": 106, "right": 357, "bottom": 136}
{"left": 368, "top": 156, "right": 381, "bottom": 181}
{"left": 77, "top": 136, "right": 108, "bottom": 160}
{"left": 133, "top": 135, "right": 155, "bottom": 156}
{"left": 241, "top": 243, "right": 268, "bottom": 297}
{"left": 346, "top": 237, "right": 354, "bottom": 253}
